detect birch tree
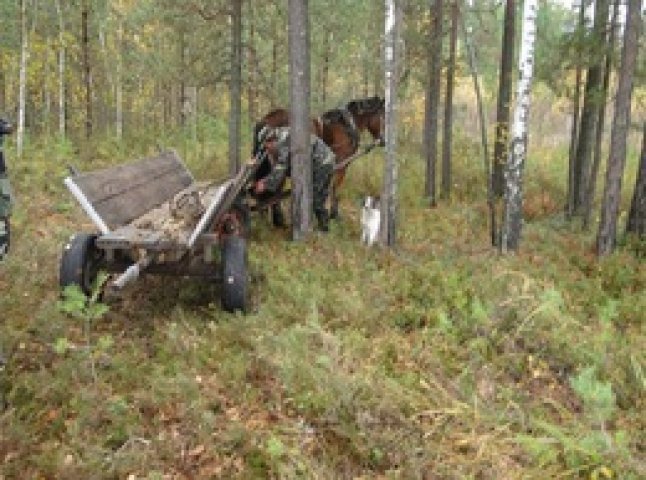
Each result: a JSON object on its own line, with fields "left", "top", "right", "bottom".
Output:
{"left": 17, "top": 0, "right": 28, "bottom": 157}
{"left": 381, "top": 0, "right": 401, "bottom": 247}
{"left": 500, "top": 0, "right": 538, "bottom": 252}
{"left": 288, "top": 0, "right": 311, "bottom": 240}
{"left": 596, "top": 0, "right": 642, "bottom": 256}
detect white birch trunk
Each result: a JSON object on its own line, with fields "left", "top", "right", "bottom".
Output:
{"left": 55, "top": 0, "right": 66, "bottom": 138}
{"left": 17, "top": 0, "right": 28, "bottom": 157}
{"left": 500, "top": 0, "right": 538, "bottom": 252}
{"left": 381, "top": 0, "right": 400, "bottom": 247}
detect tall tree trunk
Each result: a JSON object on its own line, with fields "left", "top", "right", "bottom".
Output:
{"left": 55, "top": 0, "right": 66, "bottom": 138}
{"left": 573, "top": 0, "right": 610, "bottom": 215}
{"left": 247, "top": 1, "right": 257, "bottom": 128}
{"left": 0, "top": 52, "right": 5, "bottom": 113}
{"left": 98, "top": 24, "right": 111, "bottom": 136}
{"left": 288, "top": 0, "right": 311, "bottom": 240}
{"left": 492, "top": 0, "right": 515, "bottom": 198}
{"left": 229, "top": 0, "right": 242, "bottom": 174}
{"left": 583, "top": 0, "right": 620, "bottom": 229}
{"left": 441, "top": 1, "right": 457, "bottom": 200}
{"left": 116, "top": 0, "right": 124, "bottom": 139}
{"left": 500, "top": 0, "right": 538, "bottom": 252}
{"left": 44, "top": 37, "right": 52, "bottom": 137}
{"left": 626, "top": 123, "right": 646, "bottom": 238}
{"left": 82, "top": 0, "right": 93, "bottom": 139}
{"left": 596, "top": 0, "right": 642, "bottom": 256}
{"left": 382, "top": 0, "right": 401, "bottom": 247}
{"left": 424, "top": 0, "right": 443, "bottom": 205}
{"left": 17, "top": 0, "right": 28, "bottom": 157}
{"left": 567, "top": 0, "right": 586, "bottom": 217}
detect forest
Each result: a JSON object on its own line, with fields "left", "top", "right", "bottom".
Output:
{"left": 0, "top": 0, "right": 645, "bottom": 478}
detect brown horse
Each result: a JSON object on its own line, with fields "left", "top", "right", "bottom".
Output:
{"left": 253, "top": 96, "right": 385, "bottom": 219}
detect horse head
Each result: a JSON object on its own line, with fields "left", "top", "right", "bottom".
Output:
{"left": 346, "top": 96, "right": 385, "bottom": 146}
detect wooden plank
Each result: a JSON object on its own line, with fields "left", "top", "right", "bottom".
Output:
{"left": 73, "top": 150, "right": 194, "bottom": 227}
{"left": 97, "top": 226, "right": 182, "bottom": 250}
{"left": 204, "top": 161, "right": 258, "bottom": 227}
{"left": 187, "top": 180, "right": 235, "bottom": 248}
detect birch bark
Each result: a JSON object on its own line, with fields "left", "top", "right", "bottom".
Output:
{"left": 500, "top": 0, "right": 538, "bottom": 252}
{"left": 17, "top": 0, "right": 28, "bottom": 157}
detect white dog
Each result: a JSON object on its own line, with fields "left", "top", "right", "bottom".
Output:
{"left": 360, "top": 196, "right": 381, "bottom": 246}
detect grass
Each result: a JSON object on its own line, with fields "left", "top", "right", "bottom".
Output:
{"left": 0, "top": 130, "right": 644, "bottom": 479}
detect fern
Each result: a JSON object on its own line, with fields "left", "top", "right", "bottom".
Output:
{"left": 570, "top": 366, "right": 616, "bottom": 425}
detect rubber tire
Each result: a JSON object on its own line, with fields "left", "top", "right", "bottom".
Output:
{"left": 220, "top": 236, "right": 248, "bottom": 313}
{"left": 59, "top": 233, "right": 102, "bottom": 296}
{"left": 0, "top": 217, "right": 9, "bottom": 260}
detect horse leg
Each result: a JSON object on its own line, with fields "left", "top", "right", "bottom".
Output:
{"left": 330, "top": 169, "right": 345, "bottom": 219}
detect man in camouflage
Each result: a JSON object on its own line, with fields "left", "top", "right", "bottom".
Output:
{"left": 0, "top": 117, "right": 13, "bottom": 260}
{"left": 254, "top": 126, "right": 335, "bottom": 231}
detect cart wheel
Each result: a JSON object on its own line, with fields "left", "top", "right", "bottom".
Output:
{"left": 0, "top": 217, "right": 9, "bottom": 260}
{"left": 59, "top": 233, "right": 104, "bottom": 296}
{"left": 220, "top": 236, "right": 248, "bottom": 313}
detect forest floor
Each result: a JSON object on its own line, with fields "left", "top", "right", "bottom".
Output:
{"left": 0, "top": 136, "right": 644, "bottom": 479}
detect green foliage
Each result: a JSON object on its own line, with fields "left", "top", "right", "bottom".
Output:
{"left": 265, "top": 435, "right": 285, "bottom": 459}
{"left": 58, "top": 283, "right": 109, "bottom": 321}
{"left": 56, "top": 280, "right": 111, "bottom": 383}
{"left": 1, "top": 136, "right": 644, "bottom": 478}
{"left": 570, "top": 366, "right": 616, "bottom": 425}
{"left": 519, "top": 417, "right": 631, "bottom": 477}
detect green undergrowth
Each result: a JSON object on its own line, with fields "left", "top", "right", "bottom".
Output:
{"left": 0, "top": 135, "right": 644, "bottom": 479}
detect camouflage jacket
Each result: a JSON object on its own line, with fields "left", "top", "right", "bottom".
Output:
{"left": 263, "top": 132, "right": 335, "bottom": 193}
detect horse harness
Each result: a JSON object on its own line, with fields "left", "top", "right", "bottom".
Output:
{"left": 320, "top": 106, "right": 360, "bottom": 154}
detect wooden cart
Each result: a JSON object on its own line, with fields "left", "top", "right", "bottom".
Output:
{"left": 59, "top": 150, "right": 257, "bottom": 312}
